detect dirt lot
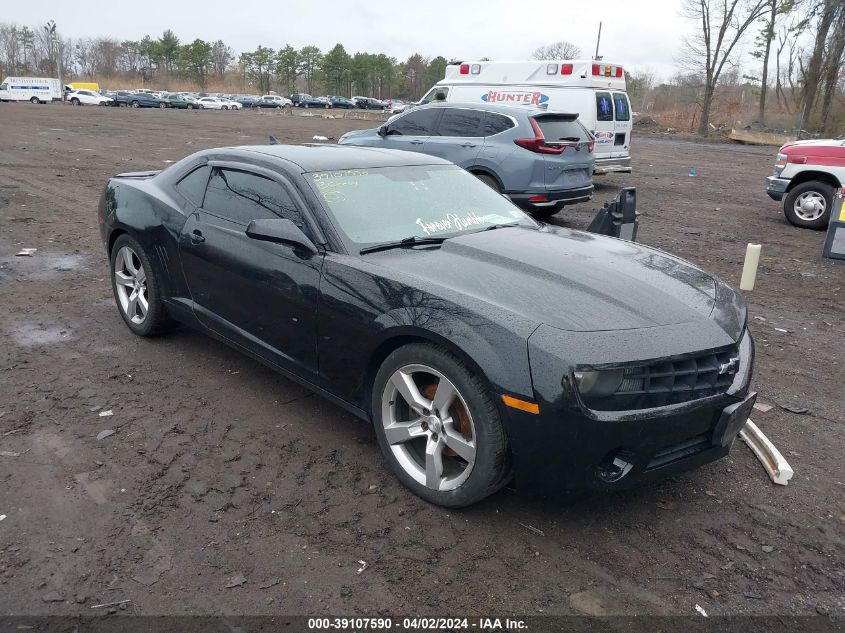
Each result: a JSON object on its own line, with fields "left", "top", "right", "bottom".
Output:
{"left": 0, "top": 104, "right": 842, "bottom": 618}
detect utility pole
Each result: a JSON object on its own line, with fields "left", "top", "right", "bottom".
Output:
{"left": 594, "top": 21, "right": 603, "bottom": 60}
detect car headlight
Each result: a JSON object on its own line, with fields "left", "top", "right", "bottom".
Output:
{"left": 774, "top": 153, "right": 787, "bottom": 174}
{"left": 573, "top": 369, "right": 624, "bottom": 397}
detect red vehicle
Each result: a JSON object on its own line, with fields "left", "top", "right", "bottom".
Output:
{"left": 766, "top": 138, "right": 845, "bottom": 229}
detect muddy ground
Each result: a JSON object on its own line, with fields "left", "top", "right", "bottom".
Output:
{"left": 0, "top": 104, "right": 842, "bottom": 618}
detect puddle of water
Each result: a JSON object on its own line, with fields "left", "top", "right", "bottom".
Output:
{"left": 11, "top": 323, "right": 73, "bottom": 347}
{"left": 0, "top": 253, "right": 92, "bottom": 281}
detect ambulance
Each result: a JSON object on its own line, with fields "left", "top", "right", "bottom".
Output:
{"left": 419, "top": 60, "right": 633, "bottom": 174}
{"left": 0, "top": 77, "right": 62, "bottom": 104}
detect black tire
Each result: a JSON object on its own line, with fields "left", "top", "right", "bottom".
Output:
{"left": 30, "top": 97, "right": 39, "bottom": 104}
{"left": 70, "top": 98, "right": 80, "bottom": 106}
{"left": 159, "top": 102, "right": 166, "bottom": 109}
{"left": 131, "top": 101, "right": 140, "bottom": 108}
{"left": 371, "top": 343, "right": 510, "bottom": 507}
{"left": 110, "top": 234, "right": 175, "bottom": 337}
{"left": 783, "top": 180, "right": 834, "bottom": 230}
{"left": 474, "top": 173, "right": 501, "bottom": 193}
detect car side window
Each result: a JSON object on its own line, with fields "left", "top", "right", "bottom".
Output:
{"left": 596, "top": 92, "right": 614, "bottom": 122}
{"left": 435, "top": 109, "right": 483, "bottom": 137}
{"left": 482, "top": 112, "right": 515, "bottom": 136}
{"left": 203, "top": 167, "right": 308, "bottom": 232}
{"left": 613, "top": 93, "right": 630, "bottom": 122}
{"left": 388, "top": 109, "right": 440, "bottom": 136}
{"left": 175, "top": 165, "right": 211, "bottom": 207}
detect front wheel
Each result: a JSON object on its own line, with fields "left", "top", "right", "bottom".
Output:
{"left": 371, "top": 343, "right": 510, "bottom": 507}
{"left": 70, "top": 98, "right": 80, "bottom": 106}
{"left": 110, "top": 235, "right": 175, "bottom": 337}
{"left": 131, "top": 101, "right": 140, "bottom": 108}
{"left": 30, "top": 97, "right": 39, "bottom": 104}
{"left": 159, "top": 102, "right": 166, "bottom": 109}
{"left": 783, "top": 180, "right": 834, "bottom": 230}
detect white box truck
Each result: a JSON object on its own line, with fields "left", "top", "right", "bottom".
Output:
{"left": 419, "top": 60, "right": 632, "bottom": 175}
{"left": 0, "top": 77, "right": 62, "bottom": 104}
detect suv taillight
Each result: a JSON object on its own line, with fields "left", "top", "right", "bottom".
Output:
{"left": 515, "top": 118, "right": 566, "bottom": 154}
{"left": 514, "top": 118, "right": 586, "bottom": 155}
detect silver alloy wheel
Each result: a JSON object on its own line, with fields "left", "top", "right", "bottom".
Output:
{"left": 114, "top": 246, "right": 148, "bottom": 325}
{"left": 381, "top": 364, "right": 477, "bottom": 492}
{"left": 794, "top": 191, "right": 826, "bottom": 221}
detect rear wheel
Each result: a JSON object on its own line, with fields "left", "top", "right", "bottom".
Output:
{"left": 131, "top": 100, "right": 140, "bottom": 108}
{"left": 30, "top": 97, "right": 39, "bottom": 104}
{"left": 159, "top": 102, "right": 166, "bottom": 109}
{"left": 110, "top": 234, "right": 175, "bottom": 337}
{"left": 371, "top": 343, "right": 510, "bottom": 507}
{"left": 474, "top": 173, "right": 501, "bottom": 193}
{"left": 783, "top": 180, "right": 834, "bottom": 230}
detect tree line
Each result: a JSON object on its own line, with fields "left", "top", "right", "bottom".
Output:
{"left": 0, "top": 25, "right": 448, "bottom": 101}
{"left": 680, "top": 0, "right": 844, "bottom": 135}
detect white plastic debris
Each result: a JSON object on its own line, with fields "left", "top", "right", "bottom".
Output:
{"left": 312, "top": 135, "right": 329, "bottom": 142}
{"left": 98, "top": 410, "right": 113, "bottom": 417}
{"left": 96, "top": 429, "right": 115, "bottom": 441}
{"left": 695, "top": 604, "right": 708, "bottom": 617}
{"left": 356, "top": 560, "right": 368, "bottom": 574}
{"left": 739, "top": 419, "right": 794, "bottom": 486}
{"left": 16, "top": 248, "right": 37, "bottom": 257}
{"left": 0, "top": 515, "right": 6, "bottom": 522}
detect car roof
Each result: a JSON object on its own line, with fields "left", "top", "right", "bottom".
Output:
{"left": 230, "top": 144, "right": 452, "bottom": 172}
{"left": 414, "top": 101, "right": 563, "bottom": 118}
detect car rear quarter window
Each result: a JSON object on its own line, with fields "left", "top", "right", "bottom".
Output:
{"left": 203, "top": 167, "right": 307, "bottom": 228}
{"left": 435, "top": 108, "right": 483, "bottom": 137}
{"left": 613, "top": 93, "right": 630, "bottom": 121}
{"left": 596, "top": 92, "right": 614, "bottom": 122}
{"left": 175, "top": 165, "right": 210, "bottom": 207}
{"left": 482, "top": 112, "right": 515, "bottom": 136}
{"left": 389, "top": 109, "right": 441, "bottom": 135}
{"left": 533, "top": 116, "right": 591, "bottom": 142}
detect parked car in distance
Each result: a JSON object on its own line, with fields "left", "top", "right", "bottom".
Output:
{"left": 111, "top": 91, "right": 168, "bottom": 108}
{"left": 163, "top": 94, "right": 196, "bottom": 109}
{"left": 258, "top": 94, "right": 292, "bottom": 109}
{"left": 354, "top": 96, "right": 387, "bottom": 110}
{"left": 327, "top": 95, "right": 356, "bottom": 109}
{"left": 291, "top": 93, "right": 326, "bottom": 108}
{"left": 98, "top": 144, "right": 755, "bottom": 507}
{"left": 197, "top": 97, "right": 231, "bottom": 110}
{"left": 387, "top": 99, "right": 410, "bottom": 114}
{"left": 234, "top": 95, "right": 260, "bottom": 108}
{"left": 766, "top": 138, "right": 845, "bottom": 229}
{"left": 220, "top": 98, "right": 242, "bottom": 110}
{"left": 67, "top": 89, "right": 112, "bottom": 106}
{"left": 339, "top": 102, "right": 595, "bottom": 217}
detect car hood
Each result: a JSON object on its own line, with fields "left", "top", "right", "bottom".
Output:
{"left": 781, "top": 138, "right": 845, "bottom": 150}
{"left": 371, "top": 225, "right": 721, "bottom": 333}
{"left": 339, "top": 128, "right": 378, "bottom": 143}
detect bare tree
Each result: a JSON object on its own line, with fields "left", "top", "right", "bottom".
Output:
{"left": 798, "top": 0, "right": 838, "bottom": 128}
{"left": 531, "top": 41, "right": 582, "bottom": 60}
{"left": 753, "top": 0, "right": 798, "bottom": 123}
{"left": 680, "top": 0, "right": 768, "bottom": 135}
{"left": 817, "top": 5, "right": 845, "bottom": 132}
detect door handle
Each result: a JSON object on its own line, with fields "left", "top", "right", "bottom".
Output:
{"left": 190, "top": 230, "right": 205, "bottom": 244}
{"left": 460, "top": 143, "right": 476, "bottom": 148}
{"left": 409, "top": 139, "right": 424, "bottom": 145}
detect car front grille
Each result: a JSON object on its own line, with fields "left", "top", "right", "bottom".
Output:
{"left": 587, "top": 345, "right": 740, "bottom": 411}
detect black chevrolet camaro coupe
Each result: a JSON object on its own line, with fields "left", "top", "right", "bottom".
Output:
{"left": 98, "top": 144, "right": 755, "bottom": 507}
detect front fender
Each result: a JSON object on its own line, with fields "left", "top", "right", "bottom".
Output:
{"left": 372, "top": 308, "right": 534, "bottom": 398}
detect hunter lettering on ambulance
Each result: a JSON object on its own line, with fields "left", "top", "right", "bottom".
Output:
{"left": 481, "top": 90, "right": 549, "bottom": 106}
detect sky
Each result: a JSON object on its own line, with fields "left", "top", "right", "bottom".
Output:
{"left": 6, "top": 0, "right": 698, "bottom": 80}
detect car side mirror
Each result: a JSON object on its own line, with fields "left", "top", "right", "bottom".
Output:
{"left": 245, "top": 218, "right": 318, "bottom": 256}
{"left": 377, "top": 125, "right": 388, "bottom": 137}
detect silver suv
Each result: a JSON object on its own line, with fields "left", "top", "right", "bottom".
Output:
{"left": 338, "top": 102, "right": 595, "bottom": 217}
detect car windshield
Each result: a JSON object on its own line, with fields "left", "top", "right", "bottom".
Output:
{"left": 307, "top": 164, "right": 536, "bottom": 249}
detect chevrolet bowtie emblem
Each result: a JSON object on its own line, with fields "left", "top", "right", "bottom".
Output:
{"left": 719, "top": 357, "right": 740, "bottom": 375}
